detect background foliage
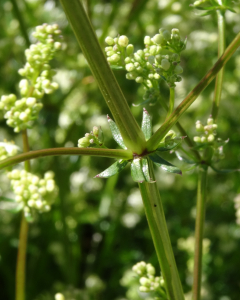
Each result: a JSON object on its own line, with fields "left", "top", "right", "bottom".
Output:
{"left": 0, "top": 0, "right": 240, "bottom": 299}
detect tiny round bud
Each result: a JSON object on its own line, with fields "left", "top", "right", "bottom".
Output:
{"left": 125, "top": 63, "right": 135, "bottom": 72}
{"left": 208, "top": 134, "right": 215, "bottom": 142}
{"left": 118, "top": 35, "right": 129, "bottom": 47}
{"left": 144, "top": 36, "right": 152, "bottom": 45}
{"left": 207, "top": 117, "right": 214, "bottom": 125}
{"left": 105, "top": 36, "right": 114, "bottom": 45}
{"left": 107, "top": 54, "right": 120, "bottom": 63}
{"left": 55, "top": 293, "right": 65, "bottom": 300}
{"left": 161, "top": 58, "right": 171, "bottom": 71}
{"left": 161, "top": 30, "right": 171, "bottom": 41}
{"left": 135, "top": 77, "right": 143, "bottom": 83}
{"left": 193, "top": 136, "right": 201, "bottom": 143}
{"left": 174, "top": 65, "right": 183, "bottom": 74}
{"left": 152, "top": 34, "right": 165, "bottom": 45}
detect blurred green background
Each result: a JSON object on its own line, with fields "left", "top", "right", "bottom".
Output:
{"left": 0, "top": 0, "right": 240, "bottom": 299}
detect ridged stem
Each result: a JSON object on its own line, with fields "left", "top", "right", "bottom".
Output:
{"left": 192, "top": 165, "right": 208, "bottom": 300}
{"left": 139, "top": 161, "right": 184, "bottom": 300}
{"left": 59, "top": 0, "right": 146, "bottom": 154}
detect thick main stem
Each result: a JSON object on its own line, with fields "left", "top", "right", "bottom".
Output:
{"left": 192, "top": 166, "right": 208, "bottom": 300}
{"left": 16, "top": 130, "right": 31, "bottom": 300}
{"left": 139, "top": 161, "right": 184, "bottom": 300}
{"left": 59, "top": 0, "right": 146, "bottom": 154}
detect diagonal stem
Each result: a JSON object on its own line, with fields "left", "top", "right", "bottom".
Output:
{"left": 146, "top": 30, "right": 240, "bottom": 152}
{"left": 59, "top": 0, "right": 146, "bottom": 154}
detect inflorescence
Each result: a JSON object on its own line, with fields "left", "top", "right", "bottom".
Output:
{"left": 132, "top": 261, "right": 166, "bottom": 299}
{"left": 193, "top": 116, "right": 226, "bottom": 160}
{"left": 7, "top": 170, "right": 58, "bottom": 219}
{"left": 0, "top": 24, "right": 62, "bottom": 132}
{"left": 78, "top": 126, "right": 104, "bottom": 148}
{"left": 105, "top": 28, "right": 186, "bottom": 90}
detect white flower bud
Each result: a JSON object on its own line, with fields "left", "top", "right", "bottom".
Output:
{"left": 118, "top": 35, "right": 129, "bottom": 47}
{"left": 135, "top": 77, "right": 143, "bottom": 83}
{"left": 126, "top": 44, "right": 134, "bottom": 56}
{"left": 152, "top": 34, "right": 165, "bottom": 45}
{"left": 125, "top": 63, "right": 135, "bottom": 72}
{"left": 55, "top": 293, "right": 65, "bottom": 300}
{"left": 144, "top": 36, "right": 152, "bottom": 45}
{"left": 26, "top": 97, "right": 36, "bottom": 106}
{"left": 105, "top": 36, "right": 114, "bottom": 46}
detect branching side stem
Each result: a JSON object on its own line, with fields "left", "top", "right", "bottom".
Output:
{"left": 147, "top": 30, "right": 240, "bottom": 152}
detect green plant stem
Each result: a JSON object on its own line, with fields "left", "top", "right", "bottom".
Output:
{"left": 192, "top": 165, "right": 208, "bottom": 300}
{"left": 16, "top": 211, "right": 28, "bottom": 300}
{"left": 10, "top": 0, "right": 30, "bottom": 47}
{"left": 159, "top": 96, "right": 201, "bottom": 161}
{"left": 211, "top": 10, "right": 226, "bottom": 121}
{"left": 146, "top": 30, "right": 240, "bottom": 152}
{"left": 59, "top": 0, "right": 146, "bottom": 154}
{"left": 167, "top": 87, "right": 175, "bottom": 118}
{"left": 16, "top": 130, "right": 31, "bottom": 300}
{"left": 0, "top": 147, "right": 133, "bottom": 170}
{"left": 139, "top": 161, "right": 184, "bottom": 300}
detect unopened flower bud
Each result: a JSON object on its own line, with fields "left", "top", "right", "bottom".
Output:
{"left": 174, "top": 65, "right": 183, "bottom": 74}
{"left": 105, "top": 36, "right": 114, "bottom": 45}
{"left": 118, "top": 35, "right": 129, "bottom": 47}
{"left": 161, "top": 58, "right": 170, "bottom": 71}
{"left": 144, "top": 36, "right": 152, "bottom": 45}
{"left": 153, "top": 34, "right": 165, "bottom": 45}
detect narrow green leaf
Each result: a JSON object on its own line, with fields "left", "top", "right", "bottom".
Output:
{"left": 210, "top": 165, "right": 240, "bottom": 174}
{"left": 175, "top": 151, "right": 196, "bottom": 164}
{"left": 157, "top": 137, "right": 185, "bottom": 152}
{"left": 141, "top": 158, "right": 155, "bottom": 183}
{"left": 131, "top": 158, "right": 145, "bottom": 183}
{"left": 95, "top": 159, "right": 129, "bottom": 178}
{"left": 141, "top": 108, "right": 152, "bottom": 141}
{"left": 149, "top": 152, "right": 182, "bottom": 175}
{"left": 107, "top": 115, "right": 127, "bottom": 149}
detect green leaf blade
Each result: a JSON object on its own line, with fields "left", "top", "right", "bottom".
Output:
{"left": 107, "top": 115, "right": 127, "bottom": 149}
{"left": 131, "top": 158, "right": 145, "bottom": 183}
{"left": 141, "top": 158, "right": 155, "bottom": 183}
{"left": 95, "top": 159, "right": 128, "bottom": 178}
{"left": 149, "top": 152, "right": 182, "bottom": 175}
{"left": 141, "top": 108, "right": 152, "bottom": 141}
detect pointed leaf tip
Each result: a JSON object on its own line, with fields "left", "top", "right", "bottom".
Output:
{"left": 96, "top": 160, "right": 129, "bottom": 178}
{"left": 107, "top": 116, "right": 127, "bottom": 149}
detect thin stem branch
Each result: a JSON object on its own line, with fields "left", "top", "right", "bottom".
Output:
{"left": 211, "top": 10, "right": 226, "bottom": 121}
{"left": 146, "top": 30, "right": 240, "bottom": 152}
{"left": 167, "top": 87, "right": 175, "bottom": 118}
{"left": 139, "top": 160, "right": 184, "bottom": 300}
{"left": 59, "top": 0, "right": 146, "bottom": 154}
{"left": 15, "top": 130, "right": 31, "bottom": 300}
{"left": 0, "top": 147, "right": 133, "bottom": 170}
{"left": 16, "top": 211, "right": 28, "bottom": 300}
{"left": 192, "top": 165, "right": 208, "bottom": 300}
{"left": 10, "top": 0, "right": 30, "bottom": 47}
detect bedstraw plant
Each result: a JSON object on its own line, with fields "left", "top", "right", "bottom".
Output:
{"left": 0, "top": 0, "right": 240, "bottom": 300}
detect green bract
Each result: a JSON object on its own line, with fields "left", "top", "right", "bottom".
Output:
{"left": 94, "top": 110, "right": 183, "bottom": 182}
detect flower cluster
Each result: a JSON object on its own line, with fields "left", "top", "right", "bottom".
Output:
{"left": 193, "top": 117, "right": 226, "bottom": 160}
{"left": 78, "top": 126, "right": 104, "bottom": 148}
{"left": 0, "top": 140, "right": 19, "bottom": 161}
{"left": 7, "top": 170, "right": 58, "bottom": 219}
{"left": 0, "top": 24, "right": 62, "bottom": 132}
{"left": 105, "top": 28, "right": 186, "bottom": 89}
{"left": 132, "top": 261, "right": 166, "bottom": 298}
{"left": 234, "top": 194, "right": 240, "bottom": 225}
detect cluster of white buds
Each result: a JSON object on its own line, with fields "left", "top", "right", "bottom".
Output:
{"left": 105, "top": 28, "right": 186, "bottom": 88}
{"left": 78, "top": 126, "right": 104, "bottom": 148}
{"left": 0, "top": 24, "right": 62, "bottom": 132}
{"left": 132, "top": 261, "right": 166, "bottom": 296}
{"left": 193, "top": 117, "right": 225, "bottom": 160}
{"left": 0, "top": 140, "right": 19, "bottom": 161}
{"left": 7, "top": 170, "right": 58, "bottom": 218}
{"left": 234, "top": 194, "right": 240, "bottom": 225}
